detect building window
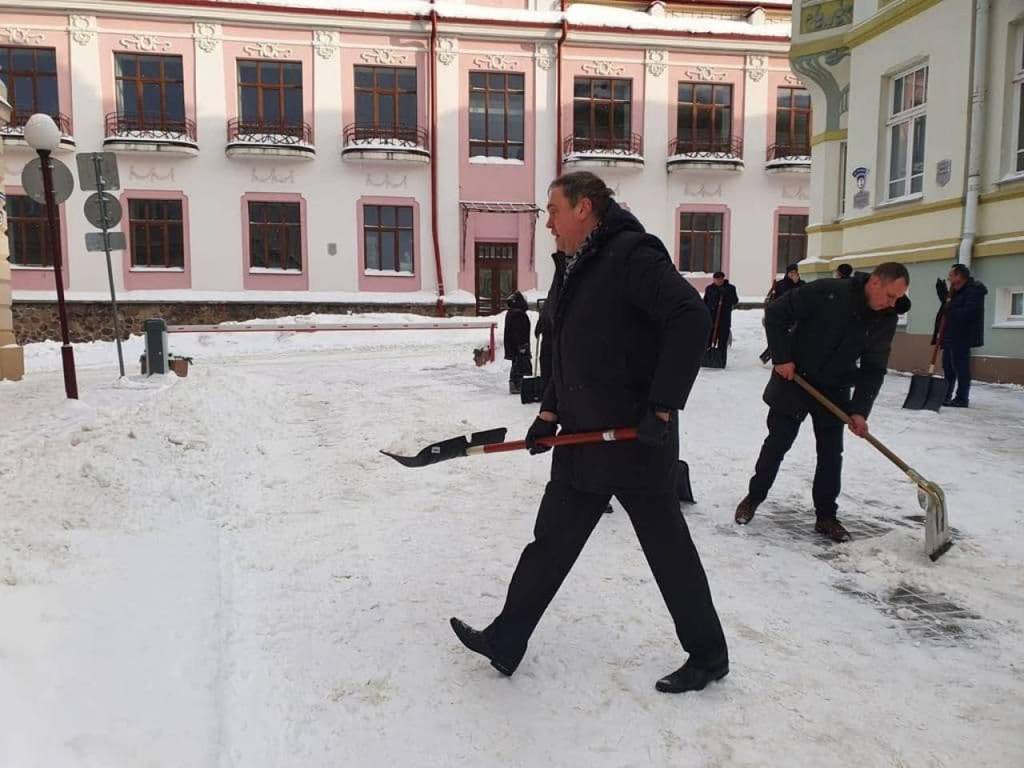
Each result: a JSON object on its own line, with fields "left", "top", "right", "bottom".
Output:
{"left": 1014, "top": 30, "right": 1024, "bottom": 174}
{"left": 353, "top": 65, "right": 417, "bottom": 140}
{"left": 838, "top": 140, "right": 848, "bottom": 217}
{"left": 886, "top": 64, "right": 928, "bottom": 200}
{"left": 777, "top": 213, "right": 808, "bottom": 272}
{"left": 363, "top": 205, "right": 414, "bottom": 273}
{"left": 775, "top": 87, "right": 811, "bottom": 154}
{"left": 573, "top": 77, "right": 633, "bottom": 152}
{"left": 679, "top": 212, "right": 723, "bottom": 274}
{"left": 5, "top": 195, "right": 58, "bottom": 267}
{"left": 1011, "top": 290, "right": 1024, "bottom": 320}
{"left": 238, "top": 60, "right": 303, "bottom": 129}
{"left": 469, "top": 71, "right": 525, "bottom": 160}
{"left": 676, "top": 82, "right": 733, "bottom": 153}
{"left": 114, "top": 53, "right": 186, "bottom": 131}
{"left": 248, "top": 201, "right": 302, "bottom": 271}
{"left": 128, "top": 199, "right": 184, "bottom": 269}
{"left": 0, "top": 46, "right": 59, "bottom": 125}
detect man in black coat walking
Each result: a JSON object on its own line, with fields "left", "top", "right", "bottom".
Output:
{"left": 735, "top": 263, "right": 910, "bottom": 542}
{"left": 450, "top": 171, "right": 728, "bottom": 694}
{"left": 503, "top": 291, "right": 531, "bottom": 394}
{"left": 703, "top": 271, "right": 739, "bottom": 366}
{"left": 936, "top": 264, "right": 987, "bottom": 407}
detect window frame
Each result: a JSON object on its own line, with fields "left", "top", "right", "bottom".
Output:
{"left": 362, "top": 204, "right": 415, "bottom": 274}
{"left": 885, "top": 63, "right": 929, "bottom": 202}
{"left": 114, "top": 52, "right": 186, "bottom": 130}
{"left": 774, "top": 86, "right": 812, "bottom": 154}
{"left": 353, "top": 65, "right": 417, "bottom": 132}
{"left": 127, "top": 198, "right": 185, "bottom": 270}
{"left": 572, "top": 76, "right": 633, "bottom": 150}
{"left": 247, "top": 200, "right": 303, "bottom": 272}
{"left": 237, "top": 59, "right": 304, "bottom": 127}
{"left": 0, "top": 45, "right": 59, "bottom": 123}
{"left": 4, "top": 194, "right": 59, "bottom": 268}
{"left": 1010, "top": 290, "right": 1024, "bottom": 320}
{"left": 1012, "top": 28, "right": 1024, "bottom": 176}
{"left": 676, "top": 81, "right": 734, "bottom": 154}
{"left": 468, "top": 71, "right": 526, "bottom": 160}
{"left": 678, "top": 210, "right": 725, "bottom": 275}
{"left": 776, "top": 213, "right": 809, "bottom": 274}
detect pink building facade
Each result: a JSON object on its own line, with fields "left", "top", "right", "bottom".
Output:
{"left": 1, "top": 0, "right": 805, "bottom": 321}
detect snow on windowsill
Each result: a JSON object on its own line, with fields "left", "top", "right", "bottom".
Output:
{"left": 364, "top": 269, "right": 416, "bottom": 277}
{"left": 469, "top": 156, "right": 525, "bottom": 166}
{"left": 130, "top": 267, "right": 186, "bottom": 273}
{"left": 874, "top": 193, "right": 924, "bottom": 210}
{"left": 995, "top": 172, "right": 1024, "bottom": 187}
{"left": 249, "top": 267, "right": 304, "bottom": 275}
{"left": 992, "top": 320, "right": 1024, "bottom": 329}
{"left": 9, "top": 265, "right": 54, "bottom": 271}
{"left": 346, "top": 139, "right": 426, "bottom": 150}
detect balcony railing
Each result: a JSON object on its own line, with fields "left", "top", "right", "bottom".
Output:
{"left": 343, "top": 122, "right": 428, "bottom": 149}
{"left": 227, "top": 118, "right": 313, "bottom": 146}
{"left": 669, "top": 136, "right": 744, "bottom": 159}
{"left": 563, "top": 133, "right": 643, "bottom": 157}
{"left": 2, "top": 110, "right": 73, "bottom": 137}
{"left": 105, "top": 112, "right": 197, "bottom": 142}
{"left": 767, "top": 141, "right": 811, "bottom": 161}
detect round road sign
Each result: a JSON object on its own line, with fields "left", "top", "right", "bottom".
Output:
{"left": 21, "top": 156, "right": 75, "bottom": 206}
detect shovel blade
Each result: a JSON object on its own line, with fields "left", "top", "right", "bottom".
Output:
{"left": 701, "top": 347, "right": 726, "bottom": 369}
{"left": 676, "top": 460, "right": 696, "bottom": 504}
{"left": 918, "top": 480, "right": 952, "bottom": 561}
{"left": 903, "top": 374, "right": 945, "bottom": 411}
{"left": 381, "top": 427, "right": 508, "bottom": 467}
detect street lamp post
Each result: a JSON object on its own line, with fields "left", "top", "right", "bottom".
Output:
{"left": 24, "top": 114, "right": 78, "bottom": 399}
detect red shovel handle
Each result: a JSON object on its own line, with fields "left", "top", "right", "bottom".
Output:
{"left": 477, "top": 427, "right": 639, "bottom": 455}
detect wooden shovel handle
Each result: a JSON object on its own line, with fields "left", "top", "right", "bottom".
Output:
{"left": 475, "top": 427, "right": 639, "bottom": 455}
{"left": 927, "top": 297, "right": 951, "bottom": 373}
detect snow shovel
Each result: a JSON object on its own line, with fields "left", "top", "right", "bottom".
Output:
{"left": 702, "top": 299, "right": 726, "bottom": 369}
{"left": 902, "top": 301, "right": 948, "bottom": 412}
{"left": 519, "top": 344, "right": 544, "bottom": 404}
{"left": 794, "top": 374, "right": 952, "bottom": 561}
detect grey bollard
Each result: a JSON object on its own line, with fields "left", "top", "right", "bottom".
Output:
{"left": 143, "top": 318, "right": 168, "bottom": 375}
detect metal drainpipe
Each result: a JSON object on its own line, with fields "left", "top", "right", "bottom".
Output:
{"left": 958, "top": 0, "right": 990, "bottom": 269}
{"left": 429, "top": 2, "right": 446, "bottom": 315}
{"left": 556, "top": 0, "right": 568, "bottom": 176}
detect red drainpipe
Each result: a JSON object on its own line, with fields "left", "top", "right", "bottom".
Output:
{"left": 556, "top": 0, "right": 568, "bottom": 176}
{"left": 429, "top": 2, "right": 445, "bottom": 316}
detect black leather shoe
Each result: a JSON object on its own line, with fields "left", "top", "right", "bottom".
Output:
{"left": 814, "top": 516, "right": 851, "bottom": 542}
{"left": 656, "top": 654, "right": 729, "bottom": 693}
{"left": 735, "top": 495, "right": 758, "bottom": 525}
{"left": 450, "top": 617, "right": 518, "bottom": 676}
{"left": 943, "top": 399, "right": 968, "bottom": 408}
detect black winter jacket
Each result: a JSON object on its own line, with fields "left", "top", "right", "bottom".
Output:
{"left": 940, "top": 278, "right": 988, "bottom": 349}
{"left": 764, "top": 275, "right": 903, "bottom": 419}
{"left": 539, "top": 200, "right": 710, "bottom": 493}
{"left": 703, "top": 281, "right": 739, "bottom": 343}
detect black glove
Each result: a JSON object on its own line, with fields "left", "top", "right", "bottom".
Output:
{"left": 637, "top": 408, "right": 672, "bottom": 447}
{"left": 525, "top": 416, "right": 558, "bottom": 454}
{"left": 935, "top": 277, "right": 948, "bottom": 302}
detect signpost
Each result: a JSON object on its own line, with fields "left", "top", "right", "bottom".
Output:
{"left": 77, "top": 151, "right": 126, "bottom": 377}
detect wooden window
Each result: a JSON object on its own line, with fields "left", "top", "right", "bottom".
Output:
{"left": 363, "top": 205, "right": 414, "bottom": 273}
{"left": 353, "top": 65, "right": 417, "bottom": 139}
{"left": 676, "top": 82, "right": 733, "bottom": 153}
{"left": 115, "top": 53, "right": 185, "bottom": 129}
{"left": 0, "top": 46, "right": 59, "bottom": 123}
{"left": 469, "top": 72, "right": 525, "bottom": 160}
{"left": 237, "top": 60, "right": 303, "bottom": 127}
{"left": 572, "top": 77, "right": 632, "bottom": 151}
{"left": 248, "top": 201, "right": 302, "bottom": 271}
{"left": 129, "top": 199, "right": 184, "bottom": 269}
{"left": 679, "top": 212, "right": 723, "bottom": 274}
{"left": 775, "top": 87, "right": 811, "bottom": 154}
{"left": 776, "top": 214, "right": 808, "bottom": 273}
{"left": 4, "top": 195, "right": 58, "bottom": 267}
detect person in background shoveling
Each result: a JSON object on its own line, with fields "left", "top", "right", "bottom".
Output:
{"left": 450, "top": 171, "right": 728, "bottom": 694}
{"left": 735, "top": 262, "right": 911, "bottom": 543}
{"left": 503, "top": 291, "right": 531, "bottom": 395}
{"left": 935, "top": 264, "right": 987, "bottom": 408}
{"left": 759, "top": 263, "right": 805, "bottom": 364}
{"left": 703, "top": 271, "right": 739, "bottom": 367}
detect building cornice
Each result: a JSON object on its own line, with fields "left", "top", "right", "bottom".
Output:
{"left": 791, "top": 0, "right": 945, "bottom": 60}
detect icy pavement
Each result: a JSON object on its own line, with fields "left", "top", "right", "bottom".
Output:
{"left": 1, "top": 311, "right": 1022, "bottom": 767}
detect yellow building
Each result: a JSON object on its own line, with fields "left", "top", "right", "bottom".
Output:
{"left": 790, "top": 0, "right": 1024, "bottom": 384}
{"left": 0, "top": 76, "right": 24, "bottom": 381}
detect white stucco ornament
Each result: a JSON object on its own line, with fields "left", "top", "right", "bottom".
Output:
{"left": 194, "top": 23, "right": 220, "bottom": 53}
{"left": 120, "top": 34, "right": 173, "bottom": 52}
{"left": 581, "top": 60, "right": 625, "bottom": 77}
{"left": 2, "top": 26, "right": 45, "bottom": 46}
{"left": 361, "top": 49, "right": 409, "bottom": 66}
{"left": 243, "top": 43, "right": 293, "bottom": 59}
{"left": 535, "top": 43, "right": 554, "bottom": 71}
{"left": 645, "top": 50, "right": 667, "bottom": 77}
{"left": 436, "top": 37, "right": 457, "bottom": 66}
{"left": 313, "top": 30, "right": 338, "bottom": 60}
{"left": 746, "top": 55, "right": 767, "bottom": 82}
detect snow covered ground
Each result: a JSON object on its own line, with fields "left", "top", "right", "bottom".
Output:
{"left": 1, "top": 310, "right": 1022, "bottom": 767}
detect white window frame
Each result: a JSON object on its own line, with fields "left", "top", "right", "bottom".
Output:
{"left": 1012, "top": 28, "right": 1024, "bottom": 177}
{"left": 993, "top": 286, "right": 1024, "bottom": 329}
{"left": 885, "top": 63, "right": 928, "bottom": 202}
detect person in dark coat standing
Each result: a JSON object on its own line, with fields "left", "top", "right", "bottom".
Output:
{"left": 735, "top": 263, "right": 910, "bottom": 543}
{"left": 759, "top": 263, "right": 806, "bottom": 363}
{"left": 703, "top": 271, "right": 739, "bottom": 366}
{"left": 936, "top": 264, "right": 987, "bottom": 407}
{"left": 503, "top": 291, "right": 531, "bottom": 394}
{"left": 450, "top": 171, "right": 728, "bottom": 694}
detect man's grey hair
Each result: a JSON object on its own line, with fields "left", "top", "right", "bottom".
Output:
{"left": 548, "top": 171, "right": 614, "bottom": 217}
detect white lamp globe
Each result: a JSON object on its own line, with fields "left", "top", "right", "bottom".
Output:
{"left": 24, "top": 113, "right": 61, "bottom": 151}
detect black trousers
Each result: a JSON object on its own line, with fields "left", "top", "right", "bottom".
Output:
{"left": 747, "top": 405, "right": 845, "bottom": 518}
{"left": 942, "top": 344, "right": 971, "bottom": 403}
{"left": 483, "top": 480, "right": 727, "bottom": 667}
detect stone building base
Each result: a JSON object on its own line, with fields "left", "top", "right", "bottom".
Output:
{"left": 0, "top": 343, "right": 24, "bottom": 381}
{"left": 11, "top": 301, "right": 476, "bottom": 345}
{"left": 889, "top": 331, "right": 1024, "bottom": 386}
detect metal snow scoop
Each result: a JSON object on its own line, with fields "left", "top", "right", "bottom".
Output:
{"left": 701, "top": 299, "right": 726, "bottom": 369}
{"left": 519, "top": 343, "right": 544, "bottom": 404}
{"left": 381, "top": 427, "right": 697, "bottom": 504}
{"left": 794, "top": 374, "right": 952, "bottom": 561}
{"left": 903, "top": 301, "right": 949, "bottom": 412}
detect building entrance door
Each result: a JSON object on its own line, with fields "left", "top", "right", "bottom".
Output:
{"left": 474, "top": 242, "right": 517, "bottom": 315}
